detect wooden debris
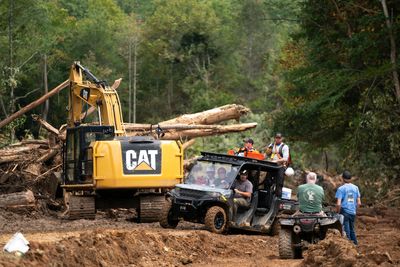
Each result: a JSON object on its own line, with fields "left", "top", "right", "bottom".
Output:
{"left": 160, "top": 104, "right": 250, "bottom": 125}
{"left": 182, "top": 139, "right": 196, "bottom": 150}
{"left": 32, "top": 114, "right": 60, "bottom": 136}
{"left": 0, "top": 190, "right": 35, "bottom": 208}
{"left": 0, "top": 80, "right": 69, "bottom": 129}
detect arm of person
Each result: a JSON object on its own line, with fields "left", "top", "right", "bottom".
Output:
{"left": 336, "top": 198, "right": 342, "bottom": 213}
{"left": 234, "top": 189, "right": 251, "bottom": 198}
{"left": 357, "top": 187, "right": 361, "bottom": 207}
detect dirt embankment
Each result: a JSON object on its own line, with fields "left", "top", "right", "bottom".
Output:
{"left": 0, "top": 207, "right": 399, "bottom": 267}
{"left": 0, "top": 227, "right": 298, "bottom": 267}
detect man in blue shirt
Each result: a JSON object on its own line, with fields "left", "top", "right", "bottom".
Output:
{"left": 335, "top": 171, "right": 361, "bottom": 245}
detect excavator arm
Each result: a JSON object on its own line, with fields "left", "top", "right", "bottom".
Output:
{"left": 68, "top": 62, "right": 125, "bottom": 136}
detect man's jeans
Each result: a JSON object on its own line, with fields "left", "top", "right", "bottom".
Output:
{"left": 342, "top": 210, "right": 358, "bottom": 245}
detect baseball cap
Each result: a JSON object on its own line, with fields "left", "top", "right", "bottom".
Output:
{"left": 206, "top": 166, "right": 215, "bottom": 172}
{"left": 240, "top": 169, "right": 248, "bottom": 175}
{"left": 243, "top": 138, "right": 254, "bottom": 144}
{"left": 342, "top": 170, "right": 352, "bottom": 180}
{"left": 275, "top": 133, "right": 282, "bottom": 138}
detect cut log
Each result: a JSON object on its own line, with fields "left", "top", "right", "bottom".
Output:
{"left": 125, "top": 123, "right": 257, "bottom": 140}
{"left": 160, "top": 104, "right": 250, "bottom": 125}
{"left": 182, "top": 139, "right": 196, "bottom": 150}
{"left": 159, "top": 122, "right": 257, "bottom": 140}
{"left": 37, "top": 147, "right": 60, "bottom": 163}
{"left": 0, "top": 190, "right": 35, "bottom": 208}
{"left": 124, "top": 123, "right": 253, "bottom": 132}
{"left": 0, "top": 144, "right": 42, "bottom": 157}
{"left": 0, "top": 80, "right": 69, "bottom": 129}
{"left": 32, "top": 114, "right": 60, "bottom": 136}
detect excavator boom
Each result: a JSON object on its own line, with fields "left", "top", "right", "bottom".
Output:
{"left": 68, "top": 62, "right": 125, "bottom": 136}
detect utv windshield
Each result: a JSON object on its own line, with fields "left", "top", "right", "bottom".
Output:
{"left": 185, "top": 161, "right": 238, "bottom": 189}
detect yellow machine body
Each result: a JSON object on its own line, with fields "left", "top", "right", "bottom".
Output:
{"left": 92, "top": 139, "right": 183, "bottom": 189}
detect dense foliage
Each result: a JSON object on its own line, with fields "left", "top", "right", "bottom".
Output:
{"left": 1, "top": 0, "right": 399, "bottom": 189}
{"left": 274, "top": 0, "right": 400, "bottom": 186}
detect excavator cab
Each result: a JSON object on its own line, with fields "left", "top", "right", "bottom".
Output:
{"left": 63, "top": 125, "right": 114, "bottom": 185}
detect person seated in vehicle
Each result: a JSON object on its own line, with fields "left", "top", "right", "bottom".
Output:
{"left": 232, "top": 170, "right": 253, "bottom": 213}
{"left": 195, "top": 175, "right": 207, "bottom": 185}
{"left": 216, "top": 167, "right": 229, "bottom": 188}
{"left": 296, "top": 172, "right": 325, "bottom": 215}
{"left": 205, "top": 166, "right": 217, "bottom": 186}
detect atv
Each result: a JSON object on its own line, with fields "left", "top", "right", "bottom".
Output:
{"left": 160, "top": 152, "right": 298, "bottom": 234}
{"left": 278, "top": 211, "right": 343, "bottom": 259}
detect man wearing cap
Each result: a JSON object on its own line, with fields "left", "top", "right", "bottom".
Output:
{"left": 205, "top": 166, "right": 216, "bottom": 186}
{"left": 336, "top": 171, "right": 361, "bottom": 245}
{"left": 265, "top": 133, "right": 290, "bottom": 197}
{"left": 237, "top": 139, "right": 255, "bottom": 156}
{"left": 266, "top": 133, "right": 289, "bottom": 165}
{"left": 232, "top": 170, "right": 253, "bottom": 213}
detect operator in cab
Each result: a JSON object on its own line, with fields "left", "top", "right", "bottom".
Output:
{"left": 232, "top": 170, "right": 253, "bottom": 214}
{"left": 297, "top": 172, "right": 325, "bottom": 215}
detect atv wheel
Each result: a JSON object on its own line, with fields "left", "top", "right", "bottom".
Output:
{"left": 159, "top": 200, "right": 179, "bottom": 229}
{"left": 205, "top": 206, "right": 227, "bottom": 234}
{"left": 279, "top": 228, "right": 296, "bottom": 259}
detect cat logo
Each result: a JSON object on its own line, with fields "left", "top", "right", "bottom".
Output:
{"left": 121, "top": 141, "right": 162, "bottom": 175}
{"left": 125, "top": 150, "right": 158, "bottom": 171}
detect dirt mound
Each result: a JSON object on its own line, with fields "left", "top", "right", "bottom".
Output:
{"left": 0, "top": 229, "right": 278, "bottom": 267}
{"left": 303, "top": 229, "right": 396, "bottom": 267}
{"left": 302, "top": 230, "right": 358, "bottom": 267}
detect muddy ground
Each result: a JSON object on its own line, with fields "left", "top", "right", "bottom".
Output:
{"left": 0, "top": 207, "right": 399, "bottom": 267}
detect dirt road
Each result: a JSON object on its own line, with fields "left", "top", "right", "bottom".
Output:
{"left": 0, "top": 208, "right": 399, "bottom": 266}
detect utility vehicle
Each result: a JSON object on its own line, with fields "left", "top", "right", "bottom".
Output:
{"left": 160, "top": 152, "right": 297, "bottom": 234}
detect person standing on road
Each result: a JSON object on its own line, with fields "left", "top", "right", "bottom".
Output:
{"left": 336, "top": 171, "right": 361, "bottom": 245}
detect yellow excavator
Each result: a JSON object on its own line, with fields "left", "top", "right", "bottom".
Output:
{"left": 62, "top": 62, "right": 183, "bottom": 221}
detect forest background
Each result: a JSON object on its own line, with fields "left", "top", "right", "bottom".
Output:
{"left": 0, "top": 0, "right": 399, "bottom": 202}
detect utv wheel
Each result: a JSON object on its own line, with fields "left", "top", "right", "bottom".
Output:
{"left": 279, "top": 228, "right": 296, "bottom": 259}
{"left": 205, "top": 206, "right": 227, "bottom": 234}
{"left": 270, "top": 218, "right": 280, "bottom": 236}
{"left": 159, "top": 200, "right": 179, "bottom": 229}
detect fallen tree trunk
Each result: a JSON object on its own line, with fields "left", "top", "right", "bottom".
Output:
{"left": 0, "top": 190, "right": 35, "bottom": 208}
{"left": 32, "top": 114, "right": 60, "bottom": 136}
{"left": 160, "top": 104, "right": 250, "bottom": 125}
{"left": 0, "top": 80, "right": 69, "bottom": 129}
{"left": 126, "top": 122, "right": 257, "bottom": 140}
{"left": 124, "top": 123, "right": 253, "bottom": 132}
{"left": 37, "top": 147, "right": 60, "bottom": 163}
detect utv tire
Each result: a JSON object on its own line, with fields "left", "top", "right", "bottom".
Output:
{"left": 270, "top": 218, "right": 280, "bottom": 236}
{"left": 159, "top": 200, "right": 179, "bottom": 229}
{"left": 205, "top": 206, "right": 227, "bottom": 234}
{"left": 279, "top": 228, "right": 296, "bottom": 259}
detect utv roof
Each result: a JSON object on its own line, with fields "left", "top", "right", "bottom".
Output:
{"left": 199, "top": 152, "right": 283, "bottom": 170}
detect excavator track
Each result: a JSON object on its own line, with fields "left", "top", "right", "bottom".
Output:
{"left": 138, "top": 195, "right": 166, "bottom": 223}
{"left": 65, "top": 195, "right": 96, "bottom": 220}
